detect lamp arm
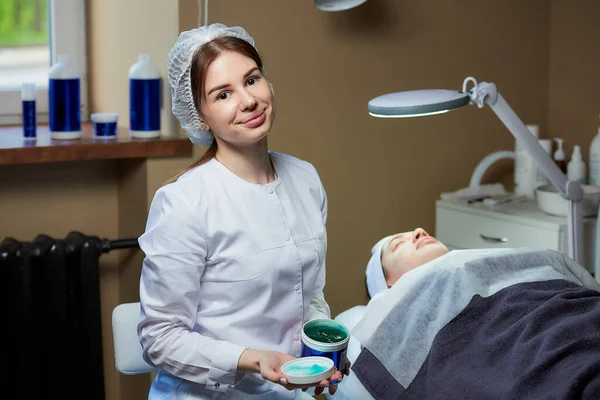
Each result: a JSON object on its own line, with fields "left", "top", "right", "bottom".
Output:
{"left": 471, "top": 83, "right": 574, "bottom": 198}
{"left": 472, "top": 81, "right": 585, "bottom": 265}
{"left": 568, "top": 199, "right": 585, "bottom": 267}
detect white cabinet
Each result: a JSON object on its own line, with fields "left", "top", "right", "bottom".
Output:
{"left": 435, "top": 199, "right": 597, "bottom": 274}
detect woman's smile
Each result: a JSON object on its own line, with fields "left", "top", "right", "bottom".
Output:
{"left": 239, "top": 109, "right": 266, "bottom": 128}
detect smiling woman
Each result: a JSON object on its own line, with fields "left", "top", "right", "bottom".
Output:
{"left": 137, "top": 23, "right": 347, "bottom": 399}
{"left": 167, "top": 32, "right": 274, "bottom": 183}
{"left": 199, "top": 50, "right": 274, "bottom": 148}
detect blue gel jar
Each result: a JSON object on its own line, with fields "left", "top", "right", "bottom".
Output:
{"left": 91, "top": 113, "right": 119, "bottom": 139}
{"left": 301, "top": 319, "right": 350, "bottom": 385}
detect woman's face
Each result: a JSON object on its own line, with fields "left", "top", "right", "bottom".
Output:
{"left": 381, "top": 228, "right": 449, "bottom": 287}
{"left": 199, "top": 50, "right": 275, "bottom": 147}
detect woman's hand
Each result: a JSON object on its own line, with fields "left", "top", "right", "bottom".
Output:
{"left": 343, "top": 358, "right": 351, "bottom": 377}
{"left": 238, "top": 349, "right": 343, "bottom": 393}
{"left": 256, "top": 350, "right": 295, "bottom": 385}
{"left": 303, "top": 359, "right": 350, "bottom": 396}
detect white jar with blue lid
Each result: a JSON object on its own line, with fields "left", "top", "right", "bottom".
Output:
{"left": 49, "top": 54, "right": 81, "bottom": 140}
{"left": 301, "top": 319, "right": 350, "bottom": 385}
{"left": 129, "top": 54, "right": 161, "bottom": 138}
{"left": 91, "top": 113, "right": 119, "bottom": 139}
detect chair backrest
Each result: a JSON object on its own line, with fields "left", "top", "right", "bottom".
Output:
{"left": 112, "top": 302, "right": 156, "bottom": 375}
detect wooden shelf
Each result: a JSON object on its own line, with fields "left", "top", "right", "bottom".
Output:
{"left": 0, "top": 124, "right": 193, "bottom": 165}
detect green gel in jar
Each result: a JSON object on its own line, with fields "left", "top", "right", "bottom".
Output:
{"left": 304, "top": 325, "right": 348, "bottom": 344}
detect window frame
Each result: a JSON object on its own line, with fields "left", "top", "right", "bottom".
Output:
{"left": 0, "top": 0, "right": 88, "bottom": 125}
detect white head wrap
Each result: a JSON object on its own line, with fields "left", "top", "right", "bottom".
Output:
{"left": 365, "top": 235, "right": 394, "bottom": 298}
{"left": 167, "top": 23, "right": 257, "bottom": 146}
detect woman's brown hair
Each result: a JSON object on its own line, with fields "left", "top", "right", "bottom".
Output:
{"left": 167, "top": 36, "right": 264, "bottom": 184}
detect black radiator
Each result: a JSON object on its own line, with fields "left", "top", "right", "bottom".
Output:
{"left": 0, "top": 232, "right": 139, "bottom": 399}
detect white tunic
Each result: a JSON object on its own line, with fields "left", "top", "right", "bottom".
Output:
{"left": 138, "top": 151, "right": 331, "bottom": 399}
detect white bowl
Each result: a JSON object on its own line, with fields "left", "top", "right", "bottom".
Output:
{"left": 536, "top": 184, "right": 600, "bottom": 217}
{"left": 281, "top": 356, "right": 334, "bottom": 385}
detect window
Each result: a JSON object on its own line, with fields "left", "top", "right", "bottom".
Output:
{"left": 0, "top": 0, "right": 87, "bottom": 125}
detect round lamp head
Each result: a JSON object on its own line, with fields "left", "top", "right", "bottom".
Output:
{"left": 315, "top": 0, "right": 367, "bottom": 11}
{"left": 368, "top": 89, "right": 470, "bottom": 118}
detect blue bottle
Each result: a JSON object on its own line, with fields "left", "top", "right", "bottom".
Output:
{"left": 21, "top": 82, "right": 37, "bottom": 141}
{"left": 129, "top": 54, "right": 161, "bottom": 138}
{"left": 49, "top": 54, "right": 81, "bottom": 139}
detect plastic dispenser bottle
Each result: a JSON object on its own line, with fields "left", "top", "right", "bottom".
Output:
{"left": 567, "top": 145, "right": 586, "bottom": 184}
{"left": 49, "top": 54, "right": 81, "bottom": 139}
{"left": 590, "top": 116, "right": 600, "bottom": 187}
{"left": 553, "top": 138, "right": 567, "bottom": 174}
{"left": 21, "top": 82, "right": 36, "bottom": 141}
{"left": 514, "top": 124, "right": 539, "bottom": 198}
{"left": 129, "top": 54, "right": 161, "bottom": 138}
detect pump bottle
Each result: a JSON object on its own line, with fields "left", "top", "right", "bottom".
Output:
{"left": 553, "top": 138, "right": 567, "bottom": 174}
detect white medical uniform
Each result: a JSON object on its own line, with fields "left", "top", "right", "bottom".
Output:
{"left": 138, "top": 151, "right": 331, "bottom": 400}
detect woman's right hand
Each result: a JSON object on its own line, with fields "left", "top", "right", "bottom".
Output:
{"left": 239, "top": 349, "right": 340, "bottom": 392}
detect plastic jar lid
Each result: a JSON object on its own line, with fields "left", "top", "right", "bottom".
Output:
{"left": 281, "top": 356, "right": 334, "bottom": 385}
{"left": 91, "top": 113, "right": 119, "bottom": 123}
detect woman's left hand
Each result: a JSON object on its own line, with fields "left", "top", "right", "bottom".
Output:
{"left": 343, "top": 359, "right": 351, "bottom": 377}
{"left": 303, "top": 359, "right": 351, "bottom": 396}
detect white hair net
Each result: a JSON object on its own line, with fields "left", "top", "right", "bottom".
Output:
{"left": 167, "top": 23, "right": 256, "bottom": 146}
{"left": 365, "top": 235, "right": 394, "bottom": 298}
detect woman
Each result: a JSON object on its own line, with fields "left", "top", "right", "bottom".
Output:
{"left": 353, "top": 244, "right": 600, "bottom": 399}
{"left": 137, "top": 24, "right": 343, "bottom": 399}
{"left": 374, "top": 227, "right": 449, "bottom": 295}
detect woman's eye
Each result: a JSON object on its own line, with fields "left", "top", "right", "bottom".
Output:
{"left": 217, "top": 92, "right": 230, "bottom": 100}
{"left": 394, "top": 240, "right": 407, "bottom": 251}
{"left": 247, "top": 76, "right": 259, "bottom": 85}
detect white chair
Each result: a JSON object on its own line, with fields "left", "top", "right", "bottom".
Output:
{"left": 112, "top": 302, "right": 157, "bottom": 375}
{"left": 111, "top": 302, "right": 326, "bottom": 399}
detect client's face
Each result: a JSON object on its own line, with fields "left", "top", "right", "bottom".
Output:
{"left": 381, "top": 228, "right": 449, "bottom": 287}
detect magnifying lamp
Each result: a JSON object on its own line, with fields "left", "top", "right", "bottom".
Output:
{"left": 315, "top": 0, "right": 367, "bottom": 12}
{"left": 368, "top": 76, "right": 585, "bottom": 266}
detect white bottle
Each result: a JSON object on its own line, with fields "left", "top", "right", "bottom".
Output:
{"left": 567, "top": 145, "right": 586, "bottom": 184}
{"left": 129, "top": 54, "right": 161, "bottom": 138}
{"left": 514, "top": 124, "right": 538, "bottom": 198}
{"left": 590, "top": 118, "right": 600, "bottom": 187}
{"left": 49, "top": 54, "right": 81, "bottom": 139}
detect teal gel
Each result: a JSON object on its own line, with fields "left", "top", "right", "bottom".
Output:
{"left": 286, "top": 364, "right": 328, "bottom": 376}
{"left": 305, "top": 325, "right": 348, "bottom": 344}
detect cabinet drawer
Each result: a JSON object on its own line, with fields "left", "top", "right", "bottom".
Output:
{"left": 435, "top": 207, "right": 560, "bottom": 250}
